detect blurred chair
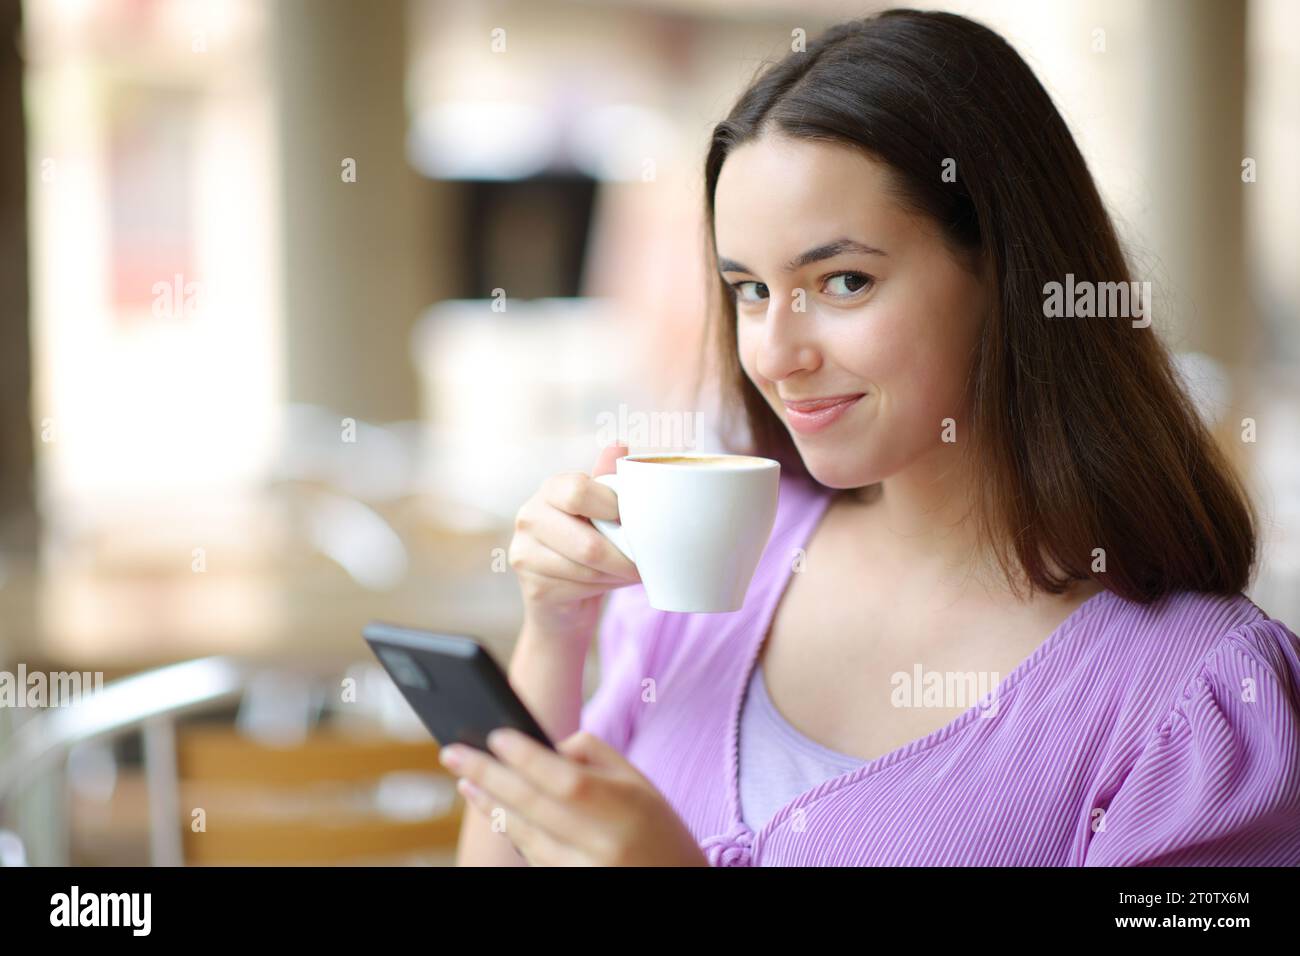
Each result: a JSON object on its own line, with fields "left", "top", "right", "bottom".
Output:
{"left": 0, "top": 656, "right": 464, "bottom": 866}
{"left": 0, "top": 656, "right": 245, "bottom": 865}
{"left": 174, "top": 724, "right": 461, "bottom": 865}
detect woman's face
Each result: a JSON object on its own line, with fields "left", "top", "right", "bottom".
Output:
{"left": 713, "top": 132, "right": 986, "bottom": 490}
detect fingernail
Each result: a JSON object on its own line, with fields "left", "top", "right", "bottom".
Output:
{"left": 486, "top": 728, "right": 515, "bottom": 755}
{"left": 457, "top": 778, "right": 482, "bottom": 801}
{"left": 439, "top": 746, "right": 462, "bottom": 770}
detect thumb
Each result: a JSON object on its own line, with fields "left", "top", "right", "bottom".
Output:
{"left": 592, "top": 442, "right": 629, "bottom": 478}
{"left": 557, "top": 730, "right": 624, "bottom": 768}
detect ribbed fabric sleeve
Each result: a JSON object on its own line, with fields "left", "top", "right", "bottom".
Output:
{"left": 1083, "top": 618, "right": 1300, "bottom": 866}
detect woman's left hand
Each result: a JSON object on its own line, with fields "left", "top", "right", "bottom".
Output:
{"left": 440, "top": 728, "right": 709, "bottom": 866}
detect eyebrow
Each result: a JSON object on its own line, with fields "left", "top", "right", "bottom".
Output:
{"left": 716, "top": 237, "right": 888, "bottom": 276}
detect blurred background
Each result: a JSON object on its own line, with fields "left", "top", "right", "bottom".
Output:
{"left": 0, "top": 0, "right": 1295, "bottom": 865}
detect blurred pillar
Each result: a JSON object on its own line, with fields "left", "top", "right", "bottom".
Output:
{"left": 1140, "top": 0, "right": 1249, "bottom": 452}
{"left": 271, "top": 0, "right": 436, "bottom": 423}
{"left": 0, "top": 0, "right": 37, "bottom": 556}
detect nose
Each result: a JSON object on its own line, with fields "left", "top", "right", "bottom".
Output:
{"left": 753, "top": 290, "right": 820, "bottom": 383}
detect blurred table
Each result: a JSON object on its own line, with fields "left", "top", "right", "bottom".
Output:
{"left": 0, "top": 492, "right": 526, "bottom": 679}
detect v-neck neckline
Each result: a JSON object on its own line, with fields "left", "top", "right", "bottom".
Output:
{"left": 717, "top": 483, "right": 1114, "bottom": 860}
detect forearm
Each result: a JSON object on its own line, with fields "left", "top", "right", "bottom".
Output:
{"left": 452, "top": 620, "right": 593, "bottom": 866}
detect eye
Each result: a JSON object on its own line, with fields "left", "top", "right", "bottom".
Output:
{"left": 824, "top": 272, "right": 873, "bottom": 297}
{"left": 728, "top": 280, "right": 769, "bottom": 303}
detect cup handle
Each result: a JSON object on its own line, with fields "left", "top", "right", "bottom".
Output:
{"left": 590, "top": 474, "right": 635, "bottom": 563}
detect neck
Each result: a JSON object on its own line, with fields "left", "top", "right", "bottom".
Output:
{"left": 832, "top": 445, "right": 1099, "bottom": 607}
{"left": 834, "top": 443, "right": 1005, "bottom": 593}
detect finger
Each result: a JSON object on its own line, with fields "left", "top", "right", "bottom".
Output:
{"left": 456, "top": 778, "right": 581, "bottom": 865}
{"left": 511, "top": 533, "right": 629, "bottom": 587}
{"left": 591, "top": 442, "right": 629, "bottom": 478}
{"left": 557, "top": 731, "right": 645, "bottom": 783}
{"left": 527, "top": 506, "right": 639, "bottom": 580}
{"left": 557, "top": 730, "right": 621, "bottom": 767}
{"left": 517, "top": 573, "right": 612, "bottom": 609}
{"left": 486, "top": 728, "right": 606, "bottom": 805}
{"left": 501, "top": 809, "right": 589, "bottom": 867}
{"left": 452, "top": 742, "right": 593, "bottom": 844}
{"left": 544, "top": 471, "right": 620, "bottom": 523}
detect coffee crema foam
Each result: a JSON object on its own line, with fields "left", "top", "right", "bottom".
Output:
{"left": 627, "top": 454, "right": 772, "bottom": 468}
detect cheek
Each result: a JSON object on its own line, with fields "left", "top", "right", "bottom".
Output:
{"left": 837, "top": 315, "right": 900, "bottom": 380}
{"left": 735, "top": 321, "right": 766, "bottom": 386}
{"left": 865, "top": 303, "right": 975, "bottom": 422}
{"left": 733, "top": 295, "right": 975, "bottom": 409}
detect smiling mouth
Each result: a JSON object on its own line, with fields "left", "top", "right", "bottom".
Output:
{"left": 780, "top": 393, "right": 866, "bottom": 434}
{"left": 780, "top": 393, "right": 867, "bottom": 412}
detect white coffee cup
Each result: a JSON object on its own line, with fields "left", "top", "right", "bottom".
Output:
{"left": 591, "top": 452, "right": 780, "bottom": 613}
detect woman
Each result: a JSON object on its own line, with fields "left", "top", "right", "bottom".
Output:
{"left": 442, "top": 9, "right": 1300, "bottom": 866}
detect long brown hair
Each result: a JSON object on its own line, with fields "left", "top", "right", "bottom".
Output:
{"left": 696, "top": 8, "right": 1257, "bottom": 603}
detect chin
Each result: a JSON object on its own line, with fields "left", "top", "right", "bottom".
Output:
{"left": 794, "top": 446, "right": 880, "bottom": 490}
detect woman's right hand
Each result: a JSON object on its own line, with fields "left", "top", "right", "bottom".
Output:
{"left": 508, "top": 443, "right": 641, "bottom": 642}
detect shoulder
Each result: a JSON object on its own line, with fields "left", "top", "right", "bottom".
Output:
{"left": 1083, "top": 593, "right": 1300, "bottom": 865}
{"left": 1212, "top": 597, "right": 1300, "bottom": 691}
{"left": 1158, "top": 595, "right": 1300, "bottom": 736}
{"left": 1088, "top": 588, "right": 1273, "bottom": 642}
{"left": 1066, "top": 589, "right": 1300, "bottom": 759}
{"left": 1081, "top": 589, "right": 1294, "bottom": 689}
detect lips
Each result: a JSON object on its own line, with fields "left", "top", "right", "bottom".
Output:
{"left": 781, "top": 393, "right": 866, "bottom": 412}
{"left": 781, "top": 393, "right": 866, "bottom": 435}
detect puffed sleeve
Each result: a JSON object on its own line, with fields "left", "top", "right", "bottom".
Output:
{"left": 578, "top": 584, "right": 662, "bottom": 755}
{"left": 1084, "top": 617, "right": 1300, "bottom": 866}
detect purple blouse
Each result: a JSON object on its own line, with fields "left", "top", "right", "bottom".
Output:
{"left": 579, "top": 469, "right": 1300, "bottom": 866}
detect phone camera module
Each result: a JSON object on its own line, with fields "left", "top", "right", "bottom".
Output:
{"left": 378, "top": 648, "right": 431, "bottom": 690}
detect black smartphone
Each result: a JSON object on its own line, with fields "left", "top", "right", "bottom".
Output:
{"left": 363, "top": 622, "right": 556, "bottom": 752}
